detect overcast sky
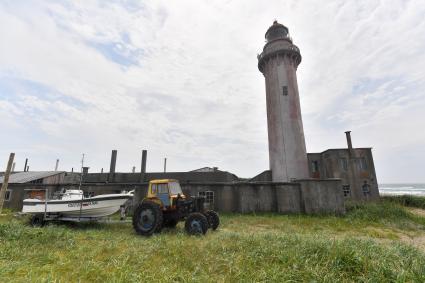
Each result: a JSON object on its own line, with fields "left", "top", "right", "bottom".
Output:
{"left": 0, "top": 0, "right": 424, "bottom": 183}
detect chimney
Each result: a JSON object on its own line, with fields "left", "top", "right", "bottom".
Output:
{"left": 110, "top": 150, "right": 117, "bottom": 173}
{"left": 109, "top": 150, "right": 117, "bottom": 182}
{"left": 132, "top": 166, "right": 135, "bottom": 173}
{"left": 345, "top": 131, "right": 354, "bottom": 156}
{"left": 140, "top": 149, "right": 147, "bottom": 183}
{"left": 24, "top": 158, "right": 28, "bottom": 172}
{"left": 55, "top": 159, "right": 59, "bottom": 171}
{"left": 11, "top": 162, "right": 15, "bottom": 172}
{"left": 82, "top": 167, "right": 89, "bottom": 175}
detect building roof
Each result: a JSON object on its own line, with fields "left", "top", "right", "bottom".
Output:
{"left": 307, "top": 148, "right": 372, "bottom": 155}
{"left": 0, "top": 171, "right": 65, "bottom": 184}
{"left": 190, "top": 167, "right": 220, "bottom": 172}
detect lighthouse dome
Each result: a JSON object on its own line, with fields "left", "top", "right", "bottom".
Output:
{"left": 265, "top": 20, "right": 289, "bottom": 42}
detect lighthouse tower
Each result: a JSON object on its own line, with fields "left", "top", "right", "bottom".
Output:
{"left": 258, "top": 21, "right": 309, "bottom": 182}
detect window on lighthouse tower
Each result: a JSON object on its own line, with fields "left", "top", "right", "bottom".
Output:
{"left": 282, "top": 85, "right": 288, "bottom": 96}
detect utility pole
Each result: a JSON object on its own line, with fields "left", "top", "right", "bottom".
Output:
{"left": 0, "top": 153, "right": 15, "bottom": 214}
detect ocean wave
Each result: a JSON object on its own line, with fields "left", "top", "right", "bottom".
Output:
{"left": 380, "top": 186, "right": 416, "bottom": 190}
{"left": 379, "top": 191, "right": 425, "bottom": 196}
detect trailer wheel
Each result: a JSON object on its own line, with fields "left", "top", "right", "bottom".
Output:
{"left": 132, "top": 201, "right": 163, "bottom": 236}
{"left": 30, "top": 214, "right": 45, "bottom": 227}
{"left": 205, "top": 210, "right": 220, "bottom": 230}
{"left": 185, "top": 212, "right": 208, "bottom": 235}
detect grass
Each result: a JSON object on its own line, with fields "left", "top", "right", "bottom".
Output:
{"left": 2, "top": 200, "right": 425, "bottom": 282}
{"left": 382, "top": 195, "right": 425, "bottom": 209}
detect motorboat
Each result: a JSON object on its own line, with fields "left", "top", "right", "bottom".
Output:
{"left": 22, "top": 189, "right": 133, "bottom": 219}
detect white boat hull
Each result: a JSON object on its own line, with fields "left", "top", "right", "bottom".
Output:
{"left": 22, "top": 194, "right": 131, "bottom": 218}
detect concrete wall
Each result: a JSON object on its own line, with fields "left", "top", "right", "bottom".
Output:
{"left": 5, "top": 179, "right": 345, "bottom": 215}
{"left": 42, "top": 173, "right": 66, "bottom": 184}
{"left": 80, "top": 171, "right": 238, "bottom": 184}
{"left": 298, "top": 179, "right": 345, "bottom": 214}
{"left": 275, "top": 184, "right": 302, "bottom": 213}
{"left": 179, "top": 180, "right": 342, "bottom": 214}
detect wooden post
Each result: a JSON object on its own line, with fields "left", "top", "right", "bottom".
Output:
{"left": 0, "top": 153, "right": 15, "bottom": 213}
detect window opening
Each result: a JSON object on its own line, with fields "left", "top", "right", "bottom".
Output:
{"left": 362, "top": 181, "right": 370, "bottom": 196}
{"left": 199, "top": 191, "right": 214, "bottom": 206}
{"left": 311, "top": 161, "right": 319, "bottom": 173}
{"left": 340, "top": 158, "right": 348, "bottom": 171}
{"left": 342, "top": 185, "right": 350, "bottom": 197}
{"left": 151, "top": 184, "right": 157, "bottom": 194}
{"left": 358, "top": 158, "right": 368, "bottom": 171}
{"left": 157, "top": 183, "right": 168, "bottom": 194}
{"left": 5, "top": 190, "right": 11, "bottom": 201}
{"left": 282, "top": 86, "right": 288, "bottom": 96}
{"left": 169, "top": 182, "right": 183, "bottom": 195}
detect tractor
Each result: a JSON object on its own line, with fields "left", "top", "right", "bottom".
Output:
{"left": 132, "top": 179, "right": 219, "bottom": 236}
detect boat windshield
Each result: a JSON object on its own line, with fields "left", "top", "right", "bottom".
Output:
{"left": 168, "top": 182, "right": 183, "bottom": 195}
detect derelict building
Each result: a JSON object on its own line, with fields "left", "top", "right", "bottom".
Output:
{"left": 1, "top": 21, "right": 379, "bottom": 214}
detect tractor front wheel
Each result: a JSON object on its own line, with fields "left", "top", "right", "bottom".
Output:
{"left": 205, "top": 210, "right": 220, "bottom": 230}
{"left": 185, "top": 212, "right": 208, "bottom": 235}
{"left": 132, "top": 201, "right": 163, "bottom": 236}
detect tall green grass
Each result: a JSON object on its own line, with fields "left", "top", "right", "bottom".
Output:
{"left": 382, "top": 195, "right": 425, "bottom": 209}
{"left": 1, "top": 201, "right": 425, "bottom": 282}
{"left": 345, "top": 200, "right": 425, "bottom": 229}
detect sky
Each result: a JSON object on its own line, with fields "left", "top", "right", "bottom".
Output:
{"left": 0, "top": 0, "right": 424, "bottom": 183}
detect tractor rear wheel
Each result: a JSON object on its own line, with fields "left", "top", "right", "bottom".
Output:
{"left": 132, "top": 201, "right": 163, "bottom": 236}
{"left": 205, "top": 210, "right": 220, "bottom": 230}
{"left": 185, "top": 212, "right": 208, "bottom": 235}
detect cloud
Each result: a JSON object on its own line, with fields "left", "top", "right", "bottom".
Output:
{"left": 0, "top": 0, "right": 424, "bottom": 182}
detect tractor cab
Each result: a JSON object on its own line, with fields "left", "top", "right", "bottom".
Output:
{"left": 147, "top": 179, "right": 185, "bottom": 209}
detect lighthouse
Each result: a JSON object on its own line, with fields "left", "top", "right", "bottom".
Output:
{"left": 258, "top": 21, "right": 309, "bottom": 182}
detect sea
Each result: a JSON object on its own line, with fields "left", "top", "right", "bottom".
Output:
{"left": 379, "top": 184, "right": 425, "bottom": 196}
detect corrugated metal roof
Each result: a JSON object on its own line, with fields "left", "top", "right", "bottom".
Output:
{"left": 0, "top": 171, "right": 65, "bottom": 184}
